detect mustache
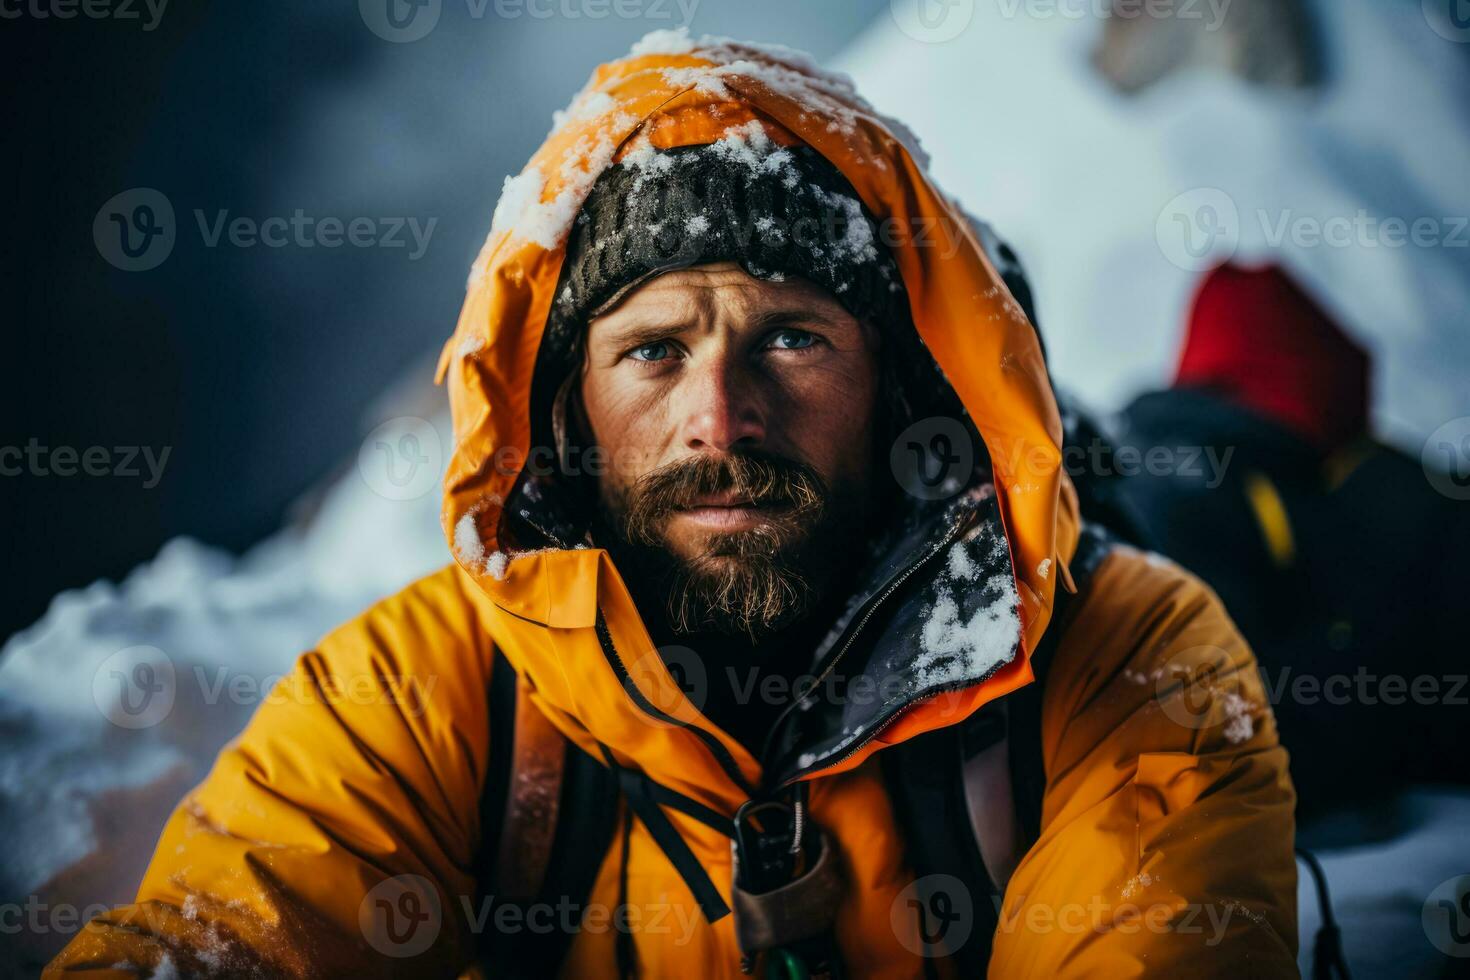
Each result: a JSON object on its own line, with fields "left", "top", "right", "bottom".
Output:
{"left": 622, "top": 451, "right": 827, "bottom": 544}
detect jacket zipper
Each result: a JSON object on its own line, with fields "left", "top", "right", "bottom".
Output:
{"left": 593, "top": 498, "right": 986, "bottom": 805}
{"left": 757, "top": 505, "right": 976, "bottom": 788}
{"left": 594, "top": 612, "right": 757, "bottom": 797}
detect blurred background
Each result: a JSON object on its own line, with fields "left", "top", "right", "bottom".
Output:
{"left": 3, "top": 0, "right": 1469, "bottom": 975}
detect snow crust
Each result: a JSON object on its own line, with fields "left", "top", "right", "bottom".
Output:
{"left": 0, "top": 415, "right": 453, "bottom": 916}
{"left": 915, "top": 529, "right": 1020, "bottom": 689}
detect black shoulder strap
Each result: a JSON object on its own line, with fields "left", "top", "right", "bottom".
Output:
{"left": 475, "top": 653, "right": 620, "bottom": 979}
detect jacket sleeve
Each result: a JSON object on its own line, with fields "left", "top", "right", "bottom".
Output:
{"left": 990, "top": 546, "right": 1299, "bottom": 979}
{"left": 44, "top": 566, "right": 496, "bottom": 978}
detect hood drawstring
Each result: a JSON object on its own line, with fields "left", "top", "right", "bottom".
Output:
{"left": 596, "top": 743, "right": 740, "bottom": 977}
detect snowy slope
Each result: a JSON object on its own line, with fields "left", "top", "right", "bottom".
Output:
{"left": 838, "top": 0, "right": 1470, "bottom": 450}
{"left": 0, "top": 415, "right": 451, "bottom": 969}
{"left": 1295, "top": 791, "right": 1470, "bottom": 978}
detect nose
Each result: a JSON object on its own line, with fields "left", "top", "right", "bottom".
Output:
{"left": 675, "top": 356, "right": 767, "bottom": 454}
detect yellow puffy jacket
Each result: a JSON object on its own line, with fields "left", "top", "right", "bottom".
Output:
{"left": 47, "top": 34, "right": 1297, "bottom": 979}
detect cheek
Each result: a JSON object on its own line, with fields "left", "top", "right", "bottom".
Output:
{"left": 580, "top": 370, "right": 670, "bottom": 488}
{"left": 774, "top": 359, "right": 880, "bottom": 484}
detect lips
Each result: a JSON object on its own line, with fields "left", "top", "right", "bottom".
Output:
{"left": 673, "top": 505, "right": 773, "bottom": 532}
{"left": 671, "top": 492, "right": 791, "bottom": 532}
{"left": 679, "top": 490, "right": 767, "bottom": 509}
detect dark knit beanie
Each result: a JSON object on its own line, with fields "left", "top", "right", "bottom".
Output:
{"left": 541, "top": 140, "right": 913, "bottom": 376}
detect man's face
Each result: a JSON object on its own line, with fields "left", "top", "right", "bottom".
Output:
{"left": 579, "top": 261, "right": 882, "bottom": 637}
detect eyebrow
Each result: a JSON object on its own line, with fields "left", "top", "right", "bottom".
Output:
{"left": 593, "top": 321, "right": 690, "bottom": 351}
{"left": 591, "top": 304, "right": 853, "bottom": 351}
{"left": 748, "top": 307, "right": 847, "bottom": 332}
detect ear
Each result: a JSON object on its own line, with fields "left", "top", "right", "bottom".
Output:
{"left": 551, "top": 373, "right": 576, "bottom": 471}
{"left": 860, "top": 315, "right": 885, "bottom": 354}
{"left": 552, "top": 371, "right": 596, "bottom": 476}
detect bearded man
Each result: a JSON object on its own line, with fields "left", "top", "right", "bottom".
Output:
{"left": 48, "top": 32, "right": 1298, "bottom": 979}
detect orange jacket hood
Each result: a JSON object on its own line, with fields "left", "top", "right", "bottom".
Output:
{"left": 434, "top": 30, "right": 1080, "bottom": 783}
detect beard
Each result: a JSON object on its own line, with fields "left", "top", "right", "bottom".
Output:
{"left": 597, "top": 451, "right": 852, "bottom": 640}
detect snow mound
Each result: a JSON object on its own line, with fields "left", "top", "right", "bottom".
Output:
{"left": 0, "top": 414, "right": 451, "bottom": 949}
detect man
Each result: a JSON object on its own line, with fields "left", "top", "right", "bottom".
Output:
{"left": 48, "top": 33, "right": 1297, "bottom": 978}
{"left": 1116, "top": 262, "right": 1470, "bottom": 823}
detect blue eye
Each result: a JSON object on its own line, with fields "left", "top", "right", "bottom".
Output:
{"left": 767, "top": 329, "right": 816, "bottom": 350}
{"left": 628, "top": 342, "right": 671, "bottom": 362}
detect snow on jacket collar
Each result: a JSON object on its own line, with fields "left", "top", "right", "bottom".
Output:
{"left": 433, "top": 30, "right": 1080, "bottom": 797}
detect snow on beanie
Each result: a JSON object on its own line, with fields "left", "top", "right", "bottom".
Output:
{"left": 541, "top": 133, "right": 912, "bottom": 377}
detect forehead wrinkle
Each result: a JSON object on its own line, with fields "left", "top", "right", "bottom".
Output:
{"left": 587, "top": 263, "right": 863, "bottom": 351}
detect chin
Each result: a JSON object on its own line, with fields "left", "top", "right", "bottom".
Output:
{"left": 663, "top": 532, "right": 750, "bottom": 563}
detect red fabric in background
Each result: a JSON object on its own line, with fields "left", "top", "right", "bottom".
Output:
{"left": 1175, "top": 263, "right": 1372, "bottom": 454}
